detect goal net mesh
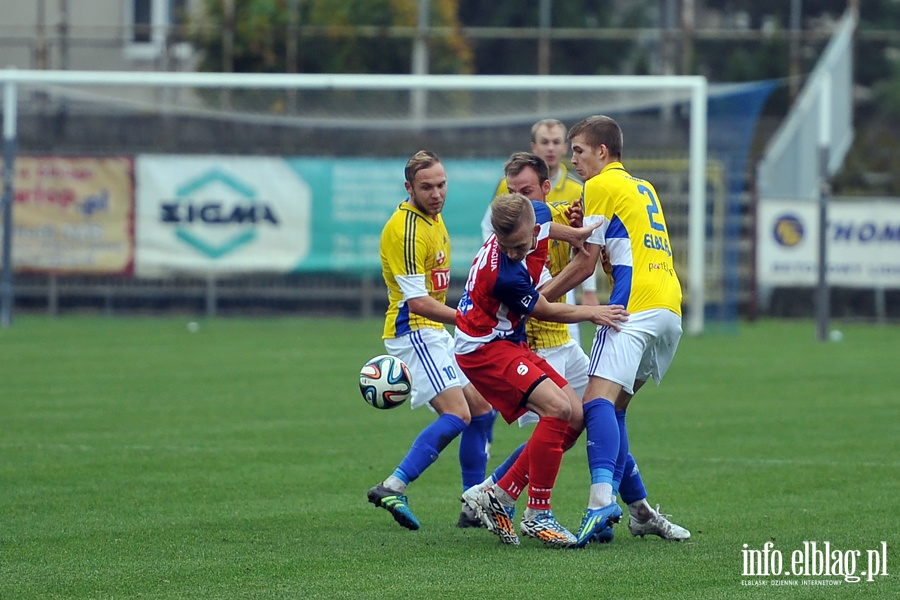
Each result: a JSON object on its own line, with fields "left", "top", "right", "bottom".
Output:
{"left": 7, "top": 76, "right": 773, "bottom": 328}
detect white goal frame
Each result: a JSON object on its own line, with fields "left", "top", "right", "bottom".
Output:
{"left": 1, "top": 70, "right": 708, "bottom": 333}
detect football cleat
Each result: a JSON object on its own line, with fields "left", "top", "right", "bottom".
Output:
{"left": 456, "top": 505, "right": 483, "bottom": 529}
{"left": 472, "top": 487, "right": 519, "bottom": 546}
{"left": 573, "top": 502, "right": 623, "bottom": 548}
{"left": 367, "top": 484, "right": 420, "bottom": 531}
{"left": 519, "top": 511, "right": 577, "bottom": 547}
{"left": 628, "top": 505, "right": 691, "bottom": 541}
{"left": 592, "top": 525, "right": 615, "bottom": 544}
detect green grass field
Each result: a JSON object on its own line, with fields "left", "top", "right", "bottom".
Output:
{"left": 1, "top": 316, "right": 897, "bottom": 599}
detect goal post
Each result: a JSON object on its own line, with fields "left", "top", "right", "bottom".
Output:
{"left": 0, "top": 70, "right": 708, "bottom": 333}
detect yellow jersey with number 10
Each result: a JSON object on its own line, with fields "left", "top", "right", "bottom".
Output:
{"left": 380, "top": 201, "right": 452, "bottom": 339}
{"left": 582, "top": 162, "right": 682, "bottom": 316}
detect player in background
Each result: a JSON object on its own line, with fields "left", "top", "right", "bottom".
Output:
{"left": 465, "top": 152, "right": 690, "bottom": 544}
{"left": 481, "top": 119, "right": 584, "bottom": 240}
{"left": 540, "top": 115, "right": 689, "bottom": 547}
{"left": 456, "top": 193, "right": 629, "bottom": 546}
{"left": 368, "top": 150, "right": 496, "bottom": 531}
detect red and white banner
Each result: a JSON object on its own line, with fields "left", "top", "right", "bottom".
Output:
{"left": 6, "top": 156, "right": 133, "bottom": 274}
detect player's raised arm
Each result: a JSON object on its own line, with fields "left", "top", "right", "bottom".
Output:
{"left": 539, "top": 242, "right": 602, "bottom": 303}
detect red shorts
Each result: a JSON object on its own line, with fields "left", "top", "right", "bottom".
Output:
{"left": 456, "top": 340, "right": 568, "bottom": 424}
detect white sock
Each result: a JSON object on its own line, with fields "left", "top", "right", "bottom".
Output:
{"left": 523, "top": 507, "right": 547, "bottom": 520}
{"left": 494, "top": 487, "right": 516, "bottom": 506}
{"left": 383, "top": 476, "right": 407, "bottom": 494}
{"left": 628, "top": 498, "right": 654, "bottom": 521}
{"left": 587, "top": 482, "right": 614, "bottom": 509}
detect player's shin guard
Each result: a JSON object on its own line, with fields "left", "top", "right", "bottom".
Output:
{"left": 522, "top": 416, "right": 568, "bottom": 511}
{"left": 459, "top": 411, "right": 494, "bottom": 490}
{"left": 583, "top": 398, "right": 619, "bottom": 507}
{"left": 396, "top": 413, "right": 466, "bottom": 483}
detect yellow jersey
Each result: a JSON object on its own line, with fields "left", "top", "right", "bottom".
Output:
{"left": 526, "top": 200, "right": 575, "bottom": 350}
{"left": 380, "top": 201, "right": 452, "bottom": 339}
{"left": 582, "top": 162, "right": 682, "bottom": 315}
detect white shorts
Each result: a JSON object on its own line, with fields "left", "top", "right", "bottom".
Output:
{"left": 566, "top": 289, "right": 581, "bottom": 345}
{"left": 517, "top": 339, "right": 590, "bottom": 427}
{"left": 587, "top": 308, "right": 682, "bottom": 396}
{"left": 384, "top": 328, "right": 470, "bottom": 409}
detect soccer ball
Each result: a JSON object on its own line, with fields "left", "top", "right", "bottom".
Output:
{"left": 358, "top": 354, "right": 412, "bottom": 410}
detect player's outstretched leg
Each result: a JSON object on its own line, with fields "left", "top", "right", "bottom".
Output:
{"left": 367, "top": 484, "right": 420, "bottom": 531}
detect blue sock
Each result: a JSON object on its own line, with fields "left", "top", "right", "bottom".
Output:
{"left": 490, "top": 442, "right": 526, "bottom": 484}
{"left": 584, "top": 398, "right": 619, "bottom": 486}
{"left": 485, "top": 410, "right": 497, "bottom": 444}
{"left": 393, "top": 413, "right": 466, "bottom": 484}
{"left": 619, "top": 453, "right": 647, "bottom": 505}
{"left": 459, "top": 412, "right": 494, "bottom": 491}
{"left": 612, "top": 410, "right": 630, "bottom": 488}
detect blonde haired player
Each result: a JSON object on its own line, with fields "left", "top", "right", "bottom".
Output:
{"left": 480, "top": 119, "right": 598, "bottom": 345}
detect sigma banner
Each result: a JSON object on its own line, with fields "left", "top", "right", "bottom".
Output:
{"left": 757, "top": 198, "right": 900, "bottom": 288}
{"left": 135, "top": 155, "right": 312, "bottom": 276}
{"left": 6, "top": 156, "right": 133, "bottom": 274}
{"left": 135, "top": 155, "right": 502, "bottom": 276}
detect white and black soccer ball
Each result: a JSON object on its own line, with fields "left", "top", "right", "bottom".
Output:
{"left": 358, "top": 354, "right": 412, "bottom": 410}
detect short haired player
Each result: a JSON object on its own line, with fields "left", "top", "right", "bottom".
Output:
{"left": 541, "top": 115, "right": 688, "bottom": 547}
{"left": 367, "top": 150, "right": 496, "bottom": 531}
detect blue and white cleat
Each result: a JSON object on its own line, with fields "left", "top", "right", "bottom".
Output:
{"left": 573, "top": 502, "right": 623, "bottom": 548}
{"left": 520, "top": 510, "right": 577, "bottom": 547}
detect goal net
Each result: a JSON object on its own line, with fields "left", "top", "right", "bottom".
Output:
{"left": 0, "top": 71, "right": 756, "bottom": 334}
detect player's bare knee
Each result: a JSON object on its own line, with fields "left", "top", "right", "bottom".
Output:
{"left": 537, "top": 394, "right": 571, "bottom": 421}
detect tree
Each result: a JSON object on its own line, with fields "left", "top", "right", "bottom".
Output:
{"left": 190, "top": 0, "right": 472, "bottom": 75}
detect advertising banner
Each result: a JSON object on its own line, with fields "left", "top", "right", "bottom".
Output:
{"left": 6, "top": 156, "right": 133, "bottom": 274}
{"left": 135, "top": 155, "right": 312, "bottom": 276}
{"left": 757, "top": 198, "right": 900, "bottom": 288}
{"left": 135, "top": 156, "right": 503, "bottom": 276}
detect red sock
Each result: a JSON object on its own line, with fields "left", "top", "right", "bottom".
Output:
{"left": 562, "top": 426, "right": 582, "bottom": 451}
{"left": 525, "top": 416, "right": 568, "bottom": 511}
{"left": 497, "top": 442, "right": 529, "bottom": 500}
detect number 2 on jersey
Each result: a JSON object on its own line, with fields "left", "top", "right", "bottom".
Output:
{"left": 639, "top": 184, "right": 666, "bottom": 233}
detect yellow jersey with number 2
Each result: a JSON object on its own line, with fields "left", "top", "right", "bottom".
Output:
{"left": 581, "top": 162, "right": 682, "bottom": 316}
